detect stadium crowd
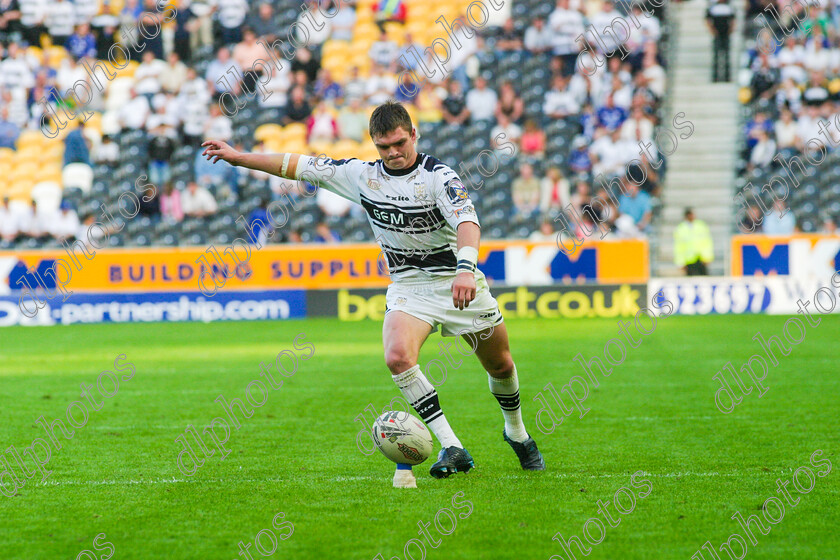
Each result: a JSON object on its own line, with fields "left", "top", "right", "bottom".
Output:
{"left": 738, "top": 0, "right": 840, "bottom": 235}
{"left": 0, "top": 0, "right": 668, "bottom": 248}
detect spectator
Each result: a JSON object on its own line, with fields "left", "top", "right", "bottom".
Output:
{"left": 365, "top": 64, "right": 397, "bottom": 105}
{"left": 282, "top": 86, "right": 312, "bottom": 125}
{"left": 314, "top": 69, "right": 343, "bottom": 102}
{"left": 118, "top": 89, "right": 151, "bottom": 130}
{"left": 330, "top": 1, "right": 356, "bottom": 41}
{"left": 0, "top": 0, "right": 22, "bottom": 44}
{"left": 495, "top": 81, "right": 523, "bottom": 124}
{"left": 246, "top": 2, "right": 275, "bottom": 41}
{"left": 317, "top": 187, "right": 352, "bottom": 217}
{"left": 674, "top": 207, "right": 714, "bottom": 275}
{"left": 307, "top": 100, "right": 339, "bottom": 144}
{"left": 337, "top": 96, "right": 368, "bottom": 142}
{"left": 204, "top": 102, "right": 232, "bottom": 141}
{"left": 287, "top": 227, "right": 303, "bottom": 243}
{"left": 547, "top": 0, "right": 584, "bottom": 73}
{"left": 529, "top": 218, "right": 556, "bottom": 242}
{"left": 524, "top": 17, "right": 552, "bottom": 54}
{"left": 820, "top": 216, "right": 836, "bottom": 234}
{"left": 246, "top": 197, "right": 278, "bottom": 245}
{"left": 748, "top": 129, "right": 776, "bottom": 171}
{"left": 215, "top": 0, "right": 248, "bottom": 45}
{"left": 496, "top": 19, "right": 523, "bottom": 52}
{"left": 160, "top": 51, "right": 188, "bottom": 94}
{"left": 66, "top": 23, "right": 96, "bottom": 59}
{"left": 295, "top": 0, "right": 331, "bottom": 51}
{"left": 396, "top": 32, "right": 423, "bottom": 72}
{"left": 441, "top": 79, "right": 469, "bottom": 125}
{"left": 138, "top": 185, "right": 161, "bottom": 218}
{"left": 147, "top": 113, "right": 177, "bottom": 187}
{"left": 46, "top": 0, "right": 75, "bottom": 46}
{"left": 19, "top": 0, "right": 48, "bottom": 47}
{"left": 234, "top": 27, "right": 267, "bottom": 93}
{"left": 344, "top": 66, "right": 366, "bottom": 100}
{"left": 51, "top": 200, "right": 80, "bottom": 241}
{"left": 0, "top": 197, "right": 18, "bottom": 243}
{"left": 596, "top": 94, "right": 628, "bottom": 131}
{"left": 620, "top": 106, "right": 654, "bottom": 142}
{"left": 511, "top": 162, "right": 540, "bottom": 218}
{"left": 465, "top": 76, "right": 497, "bottom": 122}
{"left": 739, "top": 205, "right": 763, "bottom": 234}
{"left": 93, "top": 134, "right": 119, "bottom": 164}
{"left": 394, "top": 72, "right": 419, "bottom": 102}
{"left": 519, "top": 118, "right": 545, "bottom": 157}
{"left": 373, "top": 0, "right": 406, "bottom": 33}
{"left": 415, "top": 81, "right": 444, "bottom": 123}
{"left": 543, "top": 74, "right": 579, "bottom": 118}
{"left": 763, "top": 200, "right": 795, "bottom": 235}
{"left": 206, "top": 47, "right": 241, "bottom": 94}
{"left": 63, "top": 122, "right": 91, "bottom": 165}
{"left": 172, "top": 0, "right": 198, "bottom": 63}
{"left": 490, "top": 113, "right": 522, "bottom": 151}
{"left": 291, "top": 47, "right": 319, "bottom": 84}
{"left": 181, "top": 181, "right": 218, "bottom": 218}
{"left": 618, "top": 181, "right": 652, "bottom": 231}
{"left": 0, "top": 107, "right": 20, "bottom": 149}
{"left": 568, "top": 136, "right": 592, "bottom": 175}
{"left": 540, "top": 166, "right": 569, "bottom": 215}
{"left": 160, "top": 182, "right": 183, "bottom": 222}
{"left": 315, "top": 220, "right": 341, "bottom": 243}
{"left": 706, "top": 0, "right": 735, "bottom": 82}
{"left": 775, "top": 108, "right": 800, "bottom": 150}
{"left": 369, "top": 29, "right": 399, "bottom": 68}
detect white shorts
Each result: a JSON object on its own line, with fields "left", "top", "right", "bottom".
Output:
{"left": 384, "top": 275, "right": 504, "bottom": 337}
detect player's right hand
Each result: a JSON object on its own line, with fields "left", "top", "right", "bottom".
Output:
{"left": 201, "top": 140, "right": 239, "bottom": 165}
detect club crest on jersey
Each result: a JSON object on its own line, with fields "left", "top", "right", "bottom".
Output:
{"left": 367, "top": 179, "right": 381, "bottom": 190}
{"left": 413, "top": 182, "right": 427, "bottom": 201}
{"left": 445, "top": 179, "right": 468, "bottom": 204}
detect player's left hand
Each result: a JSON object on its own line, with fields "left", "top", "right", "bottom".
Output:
{"left": 452, "top": 272, "right": 476, "bottom": 310}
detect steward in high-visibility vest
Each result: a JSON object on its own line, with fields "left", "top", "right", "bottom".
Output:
{"left": 674, "top": 208, "right": 714, "bottom": 276}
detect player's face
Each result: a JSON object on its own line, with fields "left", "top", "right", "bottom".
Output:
{"left": 372, "top": 126, "right": 417, "bottom": 169}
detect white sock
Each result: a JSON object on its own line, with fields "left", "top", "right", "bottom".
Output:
{"left": 393, "top": 365, "right": 462, "bottom": 449}
{"left": 489, "top": 365, "right": 529, "bottom": 443}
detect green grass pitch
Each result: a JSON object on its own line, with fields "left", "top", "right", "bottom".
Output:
{"left": 0, "top": 314, "right": 838, "bottom": 559}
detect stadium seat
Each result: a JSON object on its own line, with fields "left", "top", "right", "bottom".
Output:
{"left": 62, "top": 163, "right": 94, "bottom": 193}
{"left": 30, "top": 181, "right": 63, "bottom": 212}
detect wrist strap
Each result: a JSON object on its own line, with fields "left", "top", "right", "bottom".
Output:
{"left": 456, "top": 246, "right": 478, "bottom": 274}
{"left": 281, "top": 153, "right": 292, "bottom": 177}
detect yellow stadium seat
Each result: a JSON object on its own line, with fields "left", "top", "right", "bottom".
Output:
{"left": 332, "top": 139, "right": 361, "bottom": 159}
{"left": 308, "top": 140, "right": 333, "bottom": 156}
{"left": 35, "top": 163, "right": 63, "bottom": 181}
{"left": 0, "top": 147, "right": 13, "bottom": 163}
{"left": 10, "top": 162, "right": 38, "bottom": 182}
{"left": 116, "top": 60, "right": 139, "bottom": 79}
{"left": 42, "top": 142, "right": 65, "bottom": 162}
{"left": 26, "top": 46, "right": 43, "bottom": 60}
{"left": 15, "top": 130, "right": 44, "bottom": 150}
{"left": 47, "top": 46, "right": 69, "bottom": 67}
{"left": 8, "top": 180, "right": 34, "bottom": 199}
{"left": 282, "top": 123, "right": 308, "bottom": 142}
{"left": 255, "top": 123, "right": 283, "bottom": 143}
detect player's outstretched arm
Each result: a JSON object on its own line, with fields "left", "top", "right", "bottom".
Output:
{"left": 201, "top": 139, "right": 303, "bottom": 180}
{"left": 452, "top": 222, "right": 480, "bottom": 310}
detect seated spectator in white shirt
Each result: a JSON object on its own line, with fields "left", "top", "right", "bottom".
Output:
{"left": 369, "top": 30, "right": 399, "bottom": 68}
{"left": 337, "top": 97, "right": 368, "bottom": 142}
{"left": 543, "top": 74, "right": 579, "bottom": 118}
{"left": 317, "top": 187, "right": 352, "bottom": 218}
{"left": 763, "top": 200, "right": 796, "bottom": 235}
{"left": 465, "top": 76, "right": 498, "bottom": 122}
{"left": 330, "top": 2, "right": 356, "bottom": 41}
{"left": 181, "top": 181, "right": 218, "bottom": 218}
{"left": 204, "top": 103, "right": 233, "bottom": 141}
{"left": 0, "top": 198, "right": 18, "bottom": 243}
{"left": 524, "top": 17, "right": 552, "bottom": 54}
{"left": 134, "top": 51, "right": 166, "bottom": 96}
{"left": 52, "top": 201, "right": 80, "bottom": 241}
{"left": 119, "top": 89, "right": 151, "bottom": 130}
{"left": 365, "top": 64, "right": 397, "bottom": 105}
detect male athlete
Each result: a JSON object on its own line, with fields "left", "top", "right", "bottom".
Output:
{"left": 202, "top": 101, "right": 545, "bottom": 478}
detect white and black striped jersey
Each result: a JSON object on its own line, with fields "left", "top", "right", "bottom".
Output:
{"left": 296, "top": 153, "right": 481, "bottom": 282}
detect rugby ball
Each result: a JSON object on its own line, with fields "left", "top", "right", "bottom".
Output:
{"left": 372, "top": 410, "right": 434, "bottom": 465}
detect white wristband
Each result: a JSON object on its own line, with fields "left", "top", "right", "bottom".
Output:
{"left": 456, "top": 246, "right": 478, "bottom": 274}
{"left": 281, "top": 153, "right": 292, "bottom": 177}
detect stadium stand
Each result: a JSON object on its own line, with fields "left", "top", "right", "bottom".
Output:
{"left": 0, "top": 0, "right": 670, "bottom": 249}
{"left": 737, "top": 0, "right": 840, "bottom": 235}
